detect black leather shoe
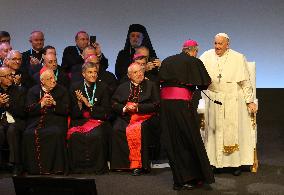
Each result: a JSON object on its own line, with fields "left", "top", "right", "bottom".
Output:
{"left": 173, "top": 183, "right": 194, "bottom": 191}
{"left": 12, "top": 165, "right": 22, "bottom": 176}
{"left": 143, "top": 167, "right": 151, "bottom": 174}
{"left": 212, "top": 166, "right": 222, "bottom": 174}
{"left": 173, "top": 184, "right": 183, "bottom": 191}
{"left": 183, "top": 183, "right": 194, "bottom": 190}
{"left": 232, "top": 167, "right": 242, "bottom": 176}
{"left": 189, "top": 179, "right": 203, "bottom": 188}
{"left": 131, "top": 168, "right": 142, "bottom": 176}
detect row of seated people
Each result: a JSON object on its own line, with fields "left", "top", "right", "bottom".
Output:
{"left": 0, "top": 61, "right": 160, "bottom": 176}
{"left": 0, "top": 26, "right": 172, "bottom": 176}
{"left": 0, "top": 24, "right": 160, "bottom": 88}
{"left": 0, "top": 40, "right": 160, "bottom": 93}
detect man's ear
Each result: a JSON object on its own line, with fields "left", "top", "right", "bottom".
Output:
{"left": 40, "top": 77, "right": 44, "bottom": 86}
{"left": 3, "top": 58, "right": 9, "bottom": 66}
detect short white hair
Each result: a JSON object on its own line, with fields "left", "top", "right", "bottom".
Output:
{"left": 40, "top": 69, "right": 53, "bottom": 81}
{"left": 6, "top": 50, "right": 21, "bottom": 59}
{"left": 215, "top": 33, "right": 230, "bottom": 40}
{"left": 127, "top": 62, "right": 144, "bottom": 74}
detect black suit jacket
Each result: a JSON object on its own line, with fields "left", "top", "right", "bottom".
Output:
{"left": 61, "top": 46, "right": 109, "bottom": 75}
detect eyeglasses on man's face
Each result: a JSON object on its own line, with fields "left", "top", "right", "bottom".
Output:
{"left": 0, "top": 73, "right": 13, "bottom": 79}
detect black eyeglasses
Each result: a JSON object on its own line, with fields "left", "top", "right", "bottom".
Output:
{"left": 0, "top": 73, "right": 13, "bottom": 78}
{"left": 10, "top": 58, "right": 22, "bottom": 61}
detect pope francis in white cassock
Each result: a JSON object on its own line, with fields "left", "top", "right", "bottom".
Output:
{"left": 200, "top": 33, "right": 258, "bottom": 176}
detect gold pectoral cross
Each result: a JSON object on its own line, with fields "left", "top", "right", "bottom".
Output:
{"left": 217, "top": 74, "right": 222, "bottom": 82}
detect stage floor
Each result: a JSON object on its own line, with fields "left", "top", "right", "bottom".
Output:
{"left": 1, "top": 89, "right": 284, "bottom": 194}
{"left": 0, "top": 163, "right": 284, "bottom": 195}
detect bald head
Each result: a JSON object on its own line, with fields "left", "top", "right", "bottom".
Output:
{"left": 6, "top": 50, "right": 21, "bottom": 59}
{"left": 85, "top": 54, "right": 99, "bottom": 64}
{"left": 40, "top": 69, "right": 53, "bottom": 80}
{"left": 40, "top": 69, "right": 56, "bottom": 91}
{"left": 4, "top": 50, "right": 22, "bottom": 70}
{"left": 0, "top": 66, "right": 11, "bottom": 76}
{"left": 82, "top": 46, "right": 96, "bottom": 60}
{"left": 29, "top": 31, "right": 44, "bottom": 51}
{"left": 0, "top": 67, "right": 13, "bottom": 88}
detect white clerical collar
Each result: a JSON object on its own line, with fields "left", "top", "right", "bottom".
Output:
{"left": 31, "top": 48, "right": 41, "bottom": 54}
{"left": 130, "top": 81, "right": 140, "bottom": 86}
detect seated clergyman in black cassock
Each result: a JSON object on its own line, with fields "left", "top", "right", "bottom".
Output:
{"left": 110, "top": 62, "right": 160, "bottom": 176}
{"left": 22, "top": 68, "right": 69, "bottom": 175}
{"left": 67, "top": 62, "right": 112, "bottom": 174}
{"left": 33, "top": 53, "right": 69, "bottom": 89}
{"left": 0, "top": 67, "right": 26, "bottom": 176}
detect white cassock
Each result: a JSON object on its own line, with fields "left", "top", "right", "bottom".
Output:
{"left": 200, "top": 49, "right": 255, "bottom": 168}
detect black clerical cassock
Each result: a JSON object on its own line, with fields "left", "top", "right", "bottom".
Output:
{"left": 159, "top": 52, "right": 214, "bottom": 186}
{"left": 22, "top": 84, "right": 69, "bottom": 174}
{"left": 67, "top": 80, "right": 112, "bottom": 174}
{"left": 110, "top": 79, "right": 160, "bottom": 171}
{"left": 21, "top": 48, "right": 43, "bottom": 76}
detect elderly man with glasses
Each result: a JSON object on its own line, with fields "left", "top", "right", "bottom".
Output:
{"left": 0, "top": 66, "right": 26, "bottom": 176}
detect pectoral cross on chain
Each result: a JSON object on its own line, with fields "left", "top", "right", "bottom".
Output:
{"left": 217, "top": 74, "right": 222, "bottom": 82}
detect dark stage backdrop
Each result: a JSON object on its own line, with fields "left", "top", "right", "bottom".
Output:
{"left": 1, "top": 0, "right": 283, "bottom": 88}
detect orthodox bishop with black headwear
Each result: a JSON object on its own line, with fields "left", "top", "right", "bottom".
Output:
{"left": 115, "top": 24, "right": 157, "bottom": 81}
{"left": 200, "top": 33, "right": 257, "bottom": 176}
